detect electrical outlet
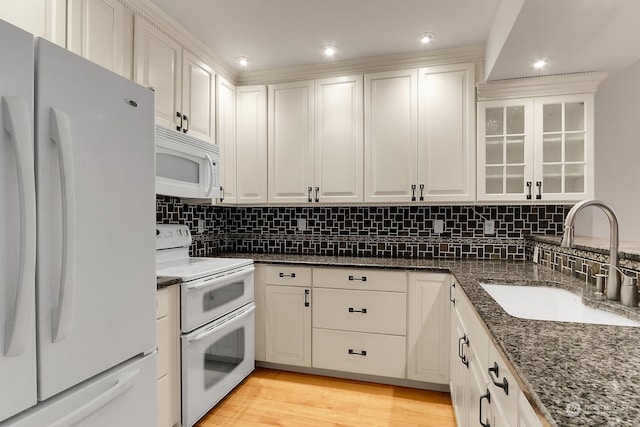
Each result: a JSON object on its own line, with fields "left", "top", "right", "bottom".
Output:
{"left": 197, "top": 219, "right": 205, "bottom": 233}
{"left": 434, "top": 219, "right": 444, "bottom": 234}
{"left": 297, "top": 218, "right": 307, "bottom": 231}
{"left": 484, "top": 220, "right": 495, "bottom": 235}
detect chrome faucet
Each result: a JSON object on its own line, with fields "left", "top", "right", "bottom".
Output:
{"left": 560, "top": 199, "right": 620, "bottom": 301}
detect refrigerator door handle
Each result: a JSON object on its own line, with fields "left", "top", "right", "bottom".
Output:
{"left": 2, "top": 97, "right": 36, "bottom": 357}
{"left": 48, "top": 368, "right": 141, "bottom": 427}
{"left": 49, "top": 108, "right": 77, "bottom": 343}
{"left": 204, "top": 153, "right": 214, "bottom": 197}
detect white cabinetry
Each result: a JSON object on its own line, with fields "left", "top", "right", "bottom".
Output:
{"left": 67, "top": 0, "right": 133, "bottom": 79}
{"left": 365, "top": 64, "right": 475, "bottom": 203}
{"left": 264, "top": 266, "right": 312, "bottom": 367}
{"left": 236, "top": 85, "right": 268, "bottom": 204}
{"left": 478, "top": 85, "right": 597, "bottom": 202}
{"left": 268, "top": 80, "right": 315, "bottom": 203}
{"left": 156, "top": 286, "right": 180, "bottom": 427}
{"left": 312, "top": 268, "right": 407, "bottom": 378}
{"left": 134, "top": 17, "right": 215, "bottom": 143}
{"left": 406, "top": 272, "right": 451, "bottom": 384}
{"left": 217, "top": 75, "right": 236, "bottom": 204}
{"left": 0, "top": 0, "right": 66, "bottom": 45}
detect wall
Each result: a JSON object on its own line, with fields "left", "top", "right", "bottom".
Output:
{"left": 157, "top": 195, "right": 566, "bottom": 260}
{"left": 588, "top": 58, "right": 640, "bottom": 242}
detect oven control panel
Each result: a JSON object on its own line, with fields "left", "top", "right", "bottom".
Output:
{"left": 156, "top": 224, "right": 192, "bottom": 250}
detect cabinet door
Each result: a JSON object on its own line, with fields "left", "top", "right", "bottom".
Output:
{"left": 364, "top": 69, "right": 417, "bottom": 202}
{"left": 133, "top": 17, "right": 182, "bottom": 130}
{"left": 518, "top": 392, "right": 544, "bottom": 427}
{"left": 268, "top": 80, "right": 314, "bottom": 203}
{"left": 236, "top": 85, "right": 268, "bottom": 203}
{"left": 450, "top": 309, "right": 468, "bottom": 427}
{"left": 477, "top": 99, "right": 534, "bottom": 201}
{"left": 217, "top": 75, "right": 236, "bottom": 204}
{"left": 407, "top": 273, "right": 451, "bottom": 384}
{"left": 67, "top": 0, "right": 130, "bottom": 77}
{"left": 253, "top": 265, "right": 267, "bottom": 362}
{"left": 418, "top": 64, "right": 475, "bottom": 202}
{"left": 0, "top": 0, "right": 65, "bottom": 44}
{"left": 314, "top": 75, "right": 363, "bottom": 202}
{"left": 182, "top": 49, "right": 216, "bottom": 143}
{"left": 265, "top": 285, "right": 311, "bottom": 367}
{"left": 533, "top": 94, "right": 594, "bottom": 201}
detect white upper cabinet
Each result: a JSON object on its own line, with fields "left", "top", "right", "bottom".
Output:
{"left": 236, "top": 85, "right": 268, "bottom": 204}
{"left": 181, "top": 49, "right": 216, "bottom": 143}
{"left": 268, "top": 80, "right": 315, "bottom": 203}
{"left": 314, "top": 75, "right": 364, "bottom": 203}
{"left": 0, "top": 0, "right": 66, "bottom": 45}
{"left": 134, "top": 17, "right": 216, "bottom": 143}
{"left": 67, "top": 0, "right": 133, "bottom": 79}
{"left": 417, "top": 63, "right": 475, "bottom": 202}
{"left": 478, "top": 94, "right": 594, "bottom": 202}
{"left": 365, "top": 69, "right": 418, "bottom": 203}
{"left": 216, "top": 75, "right": 236, "bottom": 204}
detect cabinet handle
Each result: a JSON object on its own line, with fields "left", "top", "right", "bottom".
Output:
{"left": 488, "top": 362, "right": 509, "bottom": 395}
{"left": 526, "top": 181, "right": 532, "bottom": 200}
{"left": 411, "top": 184, "right": 416, "bottom": 202}
{"left": 315, "top": 186, "right": 319, "bottom": 203}
{"left": 307, "top": 186, "right": 312, "bottom": 203}
{"left": 348, "top": 275, "right": 367, "bottom": 282}
{"left": 449, "top": 282, "right": 456, "bottom": 306}
{"left": 176, "top": 112, "right": 183, "bottom": 131}
{"left": 419, "top": 183, "right": 424, "bottom": 201}
{"left": 279, "top": 272, "right": 296, "bottom": 278}
{"left": 304, "top": 289, "right": 310, "bottom": 307}
{"left": 348, "top": 307, "right": 367, "bottom": 314}
{"left": 536, "top": 181, "right": 542, "bottom": 200}
{"left": 220, "top": 186, "right": 225, "bottom": 202}
{"left": 458, "top": 334, "right": 469, "bottom": 368}
{"left": 183, "top": 115, "right": 189, "bottom": 133}
{"left": 348, "top": 349, "right": 367, "bottom": 356}
{"left": 479, "top": 389, "right": 491, "bottom": 427}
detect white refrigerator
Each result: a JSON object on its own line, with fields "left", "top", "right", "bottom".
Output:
{"left": 0, "top": 20, "right": 157, "bottom": 426}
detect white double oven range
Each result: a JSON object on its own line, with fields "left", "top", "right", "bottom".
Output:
{"left": 155, "top": 224, "right": 255, "bottom": 427}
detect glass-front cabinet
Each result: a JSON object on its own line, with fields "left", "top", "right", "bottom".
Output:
{"left": 478, "top": 94, "right": 593, "bottom": 202}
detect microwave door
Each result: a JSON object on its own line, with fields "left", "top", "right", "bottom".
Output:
{"left": 156, "top": 143, "right": 209, "bottom": 199}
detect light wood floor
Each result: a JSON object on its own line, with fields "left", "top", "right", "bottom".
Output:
{"left": 196, "top": 368, "right": 456, "bottom": 427}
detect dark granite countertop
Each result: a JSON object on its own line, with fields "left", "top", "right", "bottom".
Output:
{"left": 157, "top": 276, "right": 181, "bottom": 289}
{"left": 215, "top": 252, "right": 640, "bottom": 427}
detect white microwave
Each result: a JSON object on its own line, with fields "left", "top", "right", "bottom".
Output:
{"left": 155, "top": 125, "right": 220, "bottom": 199}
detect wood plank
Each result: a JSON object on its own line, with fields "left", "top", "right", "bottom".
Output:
{"left": 196, "top": 368, "right": 455, "bottom": 427}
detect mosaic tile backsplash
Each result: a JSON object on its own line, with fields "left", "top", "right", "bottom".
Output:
{"left": 157, "top": 195, "right": 568, "bottom": 259}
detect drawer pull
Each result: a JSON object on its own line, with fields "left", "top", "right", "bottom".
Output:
{"left": 348, "top": 307, "right": 367, "bottom": 314}
{"left": 479, "top": 389, "right": 491, "bottom": 427}
{"left": 458, "top": 334, "right": 469, "bottom": 368}
{"left": 348, "top": 349, "right": 367, "bottom": 356}
{"left": 348, "top": 275, "right": 367, "bottom": 282}
{"left": 449, "top": 282, "right": 456, "bottom": 306}
{"left": 279, "top": 273, "right": 296, "bottom": 278}
{"left": 488, "top": 362, "right": 509, "bottom": 395}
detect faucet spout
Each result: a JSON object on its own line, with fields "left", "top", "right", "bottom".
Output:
{"left": 560, "top": 200, "right": 620, "bottom": 301}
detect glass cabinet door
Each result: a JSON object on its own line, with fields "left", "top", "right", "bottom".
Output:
{"left": 534, "top": 95, "right": 593, "bottom": 201}
{"left": 478, "top": 99, "right": 534, "bottom": 201}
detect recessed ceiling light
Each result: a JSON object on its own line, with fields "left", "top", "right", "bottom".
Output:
{"left": 417, "top": 32, "right": 436, "bottom": 44}
{"left": 322, "top": 45, "right": 337, "bottom": 57}
{"left": 236, "top": 56, "right": 251, "bottom": 67}
{"left": 533, "top": 59, "right": 547, "bottom": 69}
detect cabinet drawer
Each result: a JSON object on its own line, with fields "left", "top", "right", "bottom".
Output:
{"left": 157, "top": 287, "right": 169, "bottom": 320}
{"left": 488, "top": 343, "right": 520, "bottom": 426}
{"left": 312, "top": 328, "right": 406, "bottom": 378}
{"left": 313, "top": 288, "right": 406, "bottom": 335}
{"left": 313, "top": 267, "right": 406, "bottom": 292}
{"left": 265, "top": 265, "right": 312, "bottom": 286}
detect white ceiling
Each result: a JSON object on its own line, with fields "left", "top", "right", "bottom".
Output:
{"left": 148, "top": 0, "right": 640, "bottom": 80}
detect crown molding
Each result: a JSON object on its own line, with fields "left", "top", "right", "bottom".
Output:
{"left": 119, "top": 0, "right": 239, "bottom": 83}
{"left": 476, "top": 71, "right": 608, "bottom": 101}
{"left": 237, "top": 45, "right": 485, "bottom": 86}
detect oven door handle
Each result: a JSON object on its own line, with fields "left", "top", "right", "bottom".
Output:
{"left": 185, "top": 266, "right": 255, "bottom": 291}
{"left": 187, "top": 304, "right": 255, "bottom": 343}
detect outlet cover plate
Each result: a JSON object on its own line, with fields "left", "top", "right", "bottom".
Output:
{"left": 434, "top": 219, "right": 444, "bottom": 234}
{"left": 484, "top": 220, "right": 495, "bottom": 235}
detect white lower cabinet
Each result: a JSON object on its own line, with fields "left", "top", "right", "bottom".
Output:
{"left": 156, "top": 286, "right": 180, "bottom": 427}
{"left": 406, "top": 273, "right": 451, "bottom": 384}
{"left": 264, "top": 266, "right": 312, "bottom": 367}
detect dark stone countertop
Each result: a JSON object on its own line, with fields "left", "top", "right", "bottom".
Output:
{"left": 157, "top": 276, "right": 181, "bottom": 289}
{"left": 214, "top": 252, "right": 640, "bottom": 427}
